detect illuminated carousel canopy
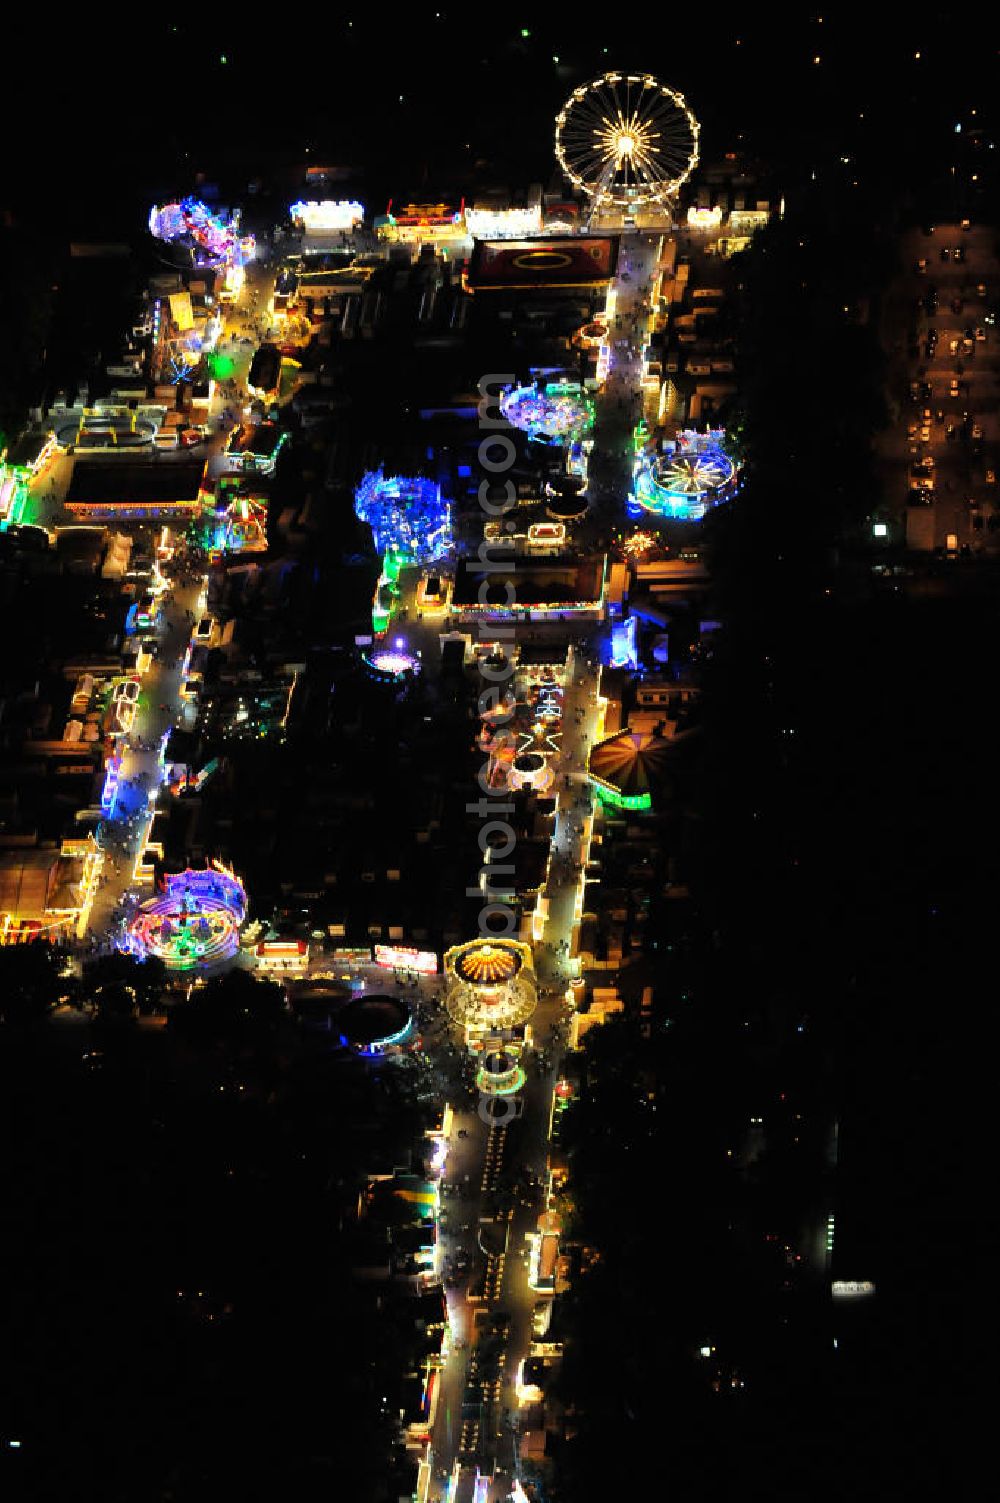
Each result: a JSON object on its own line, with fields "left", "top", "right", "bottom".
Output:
{"left": 588, "top": 730, "right": 672, "bottom": 812}
{"left": 454, "top": 941, "right": 523, "bottom": 985}
{"left": 444, "top": 938, "right": 537, "bottom": 1030}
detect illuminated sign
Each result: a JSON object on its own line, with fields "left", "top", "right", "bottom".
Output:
{"left": 728, "top": 209, "right": 770, "bottom": 234}
{"left": 464, "top": 206, "right": 542, "bottom": 238}
{"left": 256, "top": 940, "right": 309, "bottom": 971}
{"left": 393, "top": 203, "right": 460, "bottom": 227}
{"left": 686, "top": 205, "right": 723, "bottom": 228}
{"left": 290, "top": 199, "right": 365, "bottom": 231}
{"left": 374, "top": 944, "right": 438, "bottom": 974}
{"left": 831, "top": 1280, "right": 876, "bottom": 1299}
{"left": 527, "top": 522, "right": 567, "bottom": 547}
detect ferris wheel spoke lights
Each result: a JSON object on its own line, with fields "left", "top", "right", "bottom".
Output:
{"left": 555, "top": 72, "right": 700, "bottom": 210}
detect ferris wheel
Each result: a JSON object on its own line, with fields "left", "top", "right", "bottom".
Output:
{"left": 555, "top": 73, "right": 700, "bottom": 211}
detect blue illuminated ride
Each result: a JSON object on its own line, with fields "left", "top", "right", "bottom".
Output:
{"left": 609, "top": 615, "right": 638, "bottom": 670}
{"left": 354, "top": 469, "right": 452, "bottom": 563}
{"left": 630, "top": 429, "right": 736, "bottom": 521}
{"left": 169, "top": 353, "right": 196, "bottom": 385}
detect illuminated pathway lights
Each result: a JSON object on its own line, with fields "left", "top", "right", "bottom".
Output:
{"left": 354, "top": 469, "right": 453, "bottom": 562}
{"left": 631, "top": 429, "right": 735, "bottom": 521}
{"left": 500, "top": 382, "right": 595, "bottom": 445}
{"left": 127, "top": 862, "right": 247, "bottom": 970}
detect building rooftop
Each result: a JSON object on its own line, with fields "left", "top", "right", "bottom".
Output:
{"left": 65, "top": 459, "right": 205, "bottom": 511}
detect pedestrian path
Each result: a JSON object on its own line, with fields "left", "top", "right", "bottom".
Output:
{"left": 87, "top": 566, "right": 207, "bottom": 949}
{"left": 589, "top": 235, "right": 659, "bottom": 509}
{"left": 535, "top": 646, "right": 602, "bottom": 984}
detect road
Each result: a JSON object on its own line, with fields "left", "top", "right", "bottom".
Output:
{"left": 85, "top": 565, "right": 206, "bottom": 947}
{"left": 20, "top": 257, "right": 280, "bottom": 955}
{"left": 590, "top": 231, "right": 659, "bottom": 509}
{"left": 429, "top": 241, "right": 660, "bottom": 1497}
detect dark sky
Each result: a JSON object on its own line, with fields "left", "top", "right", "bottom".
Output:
{"left": 5, "top": 9, "right": 999, "bottom": 231}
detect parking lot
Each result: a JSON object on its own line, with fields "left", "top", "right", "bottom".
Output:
{"left": 881, "top": 222, "right": 1000, "bottom": 553}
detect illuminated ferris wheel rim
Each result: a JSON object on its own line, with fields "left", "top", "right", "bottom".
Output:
{"left": 555, "top": 72, "right": 700, "bottom": 207}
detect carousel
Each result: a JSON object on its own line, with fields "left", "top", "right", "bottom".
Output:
{"left": 444, "top": 938, "right": 537, "bottom": 1033}
{"left": 476, "top": 1044, "right": 527, "bottom": 1097}
{"left": 588, "top": 729, "right": 672, "bottom": 813}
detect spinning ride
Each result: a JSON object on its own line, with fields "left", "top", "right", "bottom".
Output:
{"left": 149, "top": 197, "right": 254, "bottom": 271}
{"left": 476, "top": 1045, "right": 527, "bottom": 1097}
{"left": 337, "top": 994, "right": 414, "bottom": 1054}
{"left": 588, "top": 730, "right": 672, "bottom": 812}
{"left": 354, "top": 469, "right": 452, "bottom": 563}
{"left": 444, "top": 938, "right": 537, "bottom": 1032}
{"left": 631, "top": 430, "right": 736, "bottom": 521}
{"left": 500, "top": 382, "right": 594, "bottom": 445}
{"left": 127, "top": 862, "right": 247, "bottom": 970}
{"left": 364, "top": 644, "right": 421, "bottom": 679}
